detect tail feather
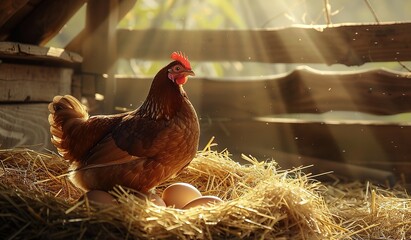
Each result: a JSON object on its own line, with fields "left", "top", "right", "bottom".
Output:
{"left": 48, "top": 95, "right": 89, "bottom": 162}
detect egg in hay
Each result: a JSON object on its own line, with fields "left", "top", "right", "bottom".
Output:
{"left": 162, "top": 182, "right": 202, "bottom": 208}
{"left": 182, "top": 196, "right": 223, "bottom": 209}
{"left": 146, "top": 192, "right": 166, "bottom": 207}
{"left": 85, "top": 190, "right": 117, "bottom": 205}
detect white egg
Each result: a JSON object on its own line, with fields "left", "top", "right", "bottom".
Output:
{"left": 182, "top": 196, "right": 223, "bottom": 209}
{"left": 162, "top": 183, "right": 202, "bottom": 209}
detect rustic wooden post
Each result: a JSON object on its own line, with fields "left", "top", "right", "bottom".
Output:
{"left": 82, "top": 0, "right": 119, "bottom": 113}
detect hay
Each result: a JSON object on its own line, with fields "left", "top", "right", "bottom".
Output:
{"left": 325, "top": 182, "right": 411, "bottom": 239}
{"left": 0, "top": 145, "right": 410, "bottom": 239}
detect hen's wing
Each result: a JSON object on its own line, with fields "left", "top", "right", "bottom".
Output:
{"left": 72, "top": 113, "right": 172, "bottom": 192}
{"left": 80, "top": 112, "right": 170, "bottom": 166}
{"left": 79, "top": 133, "right": 143, "bottom": 168}
{"left": 111, "top": 113, "right": 171, "bottom": 157}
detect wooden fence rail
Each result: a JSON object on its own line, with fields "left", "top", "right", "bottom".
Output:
{"left": 115, "top": 67, "right": 411, "bottom": 117}
{"left": 117, "top": 22, "right": 411, "bottom": 65}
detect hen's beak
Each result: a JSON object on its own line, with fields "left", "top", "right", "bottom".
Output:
{"left": 183, "top": 70, "right": 195, "bottom": 77}
{"left": 175, "top": 70, "right": 195, "bottom": 85}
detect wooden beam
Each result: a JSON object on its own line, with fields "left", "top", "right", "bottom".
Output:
{"left": 0, "top": 0, "right": 36, "bottom": 41}
{"left": 114, "top": 67, "right": 411, "bottom": 117}
{"left": 82, "top": 0, "right": 119, "bottom": 74}
{"left": 0, "top": 42, "right": 82, "bottom": 67}
{"left": 6, "top": 0, "right": 86, "bottom": 45}
{"left": 117, "top": 22, "right": 411, "bottom": 65}
{"left": 81, "top": 0, "right": 120, "bottom": 113}
{"left": 0, "top": 0, "right": 29, "bottom": 32}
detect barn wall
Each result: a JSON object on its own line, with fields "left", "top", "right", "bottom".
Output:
{"left": 0, "top": 63, "right": 72, "bottom": 150}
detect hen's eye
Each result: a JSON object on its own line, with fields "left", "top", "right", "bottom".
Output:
{"left": 173, "top": 65, "right": 182, "bottom": 72}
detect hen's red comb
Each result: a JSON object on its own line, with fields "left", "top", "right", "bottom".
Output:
{"left": 171, "top": 51, "right": 191, "bottom": 69}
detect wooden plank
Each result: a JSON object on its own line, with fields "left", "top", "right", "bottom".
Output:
{"left": 0, "top": 104, "right": 54, "bottom": 151}
{"left": 6, "top": 0, "right": 86, "bottom": 45}
{"left": 0, "top": 42, "right": 82, "bottom": 66}
{"left": 117, "top": 22, "right": 411, "bottom": 65}
{"left": 114, "top": 67, "right": 411, "bottom": 117}
{"left": 272, "top": 67, "right": 411, "bottom": 115}
{"left": 0, "top": 63, "right": 72, "bottom": 102}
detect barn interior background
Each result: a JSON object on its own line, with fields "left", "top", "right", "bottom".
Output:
{"left": 1, "top": 0, "right": 411, "bottom": 239}
{"left": 1, "top": 0, "right": 410, "bottom": 185}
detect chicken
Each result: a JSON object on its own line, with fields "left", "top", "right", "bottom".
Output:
{"left": 48, "top": 52, "right": 199, "bottom": 193}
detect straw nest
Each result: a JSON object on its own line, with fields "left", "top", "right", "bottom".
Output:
{"left": 0, "top": 144, "right": 410, "bottom": 239}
